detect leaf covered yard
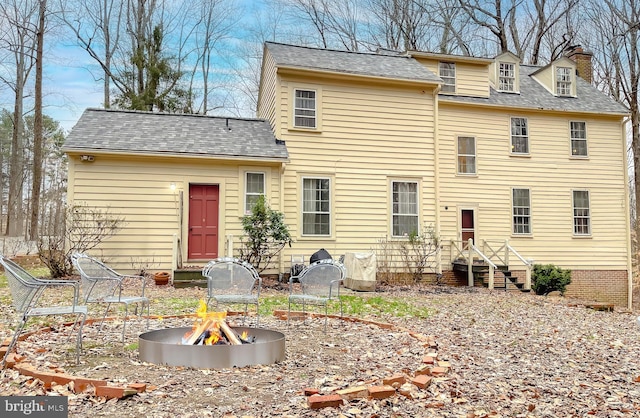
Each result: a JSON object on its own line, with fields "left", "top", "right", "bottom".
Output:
{"left": 1, "top": 278, "right": 640, "bottom": 417}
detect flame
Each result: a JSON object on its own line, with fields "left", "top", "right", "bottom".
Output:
{"left": 182, "top": 299, "right": 229, "bottom": 345}
{"left": 241, "top": 330, "right": 248, "bottom": 340}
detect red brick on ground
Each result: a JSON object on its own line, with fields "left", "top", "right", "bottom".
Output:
{"left": 308, "top": 394, "right": 343, "bottom": 409}
{"left": 368, "top": 385, "right": 396, "bottom": 399}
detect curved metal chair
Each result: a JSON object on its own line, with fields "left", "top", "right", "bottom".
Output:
{"left": 202, "top": 257, "right": 262, "bottom": 325}
{"left": 71, "top": 253, "right": 150, "bottom": 343}
{"left": 288, "top": 258, "right": 346, "bottom": 331}
{"left": 0, "top": 255, "right": 87, "bottom": 367}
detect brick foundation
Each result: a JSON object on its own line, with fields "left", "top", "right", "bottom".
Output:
{"left": 564, "top": 270, "right": 628, "bottom": 307}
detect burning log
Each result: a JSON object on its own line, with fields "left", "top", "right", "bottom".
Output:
{"left": 183, "top": 319, "right": 214, "bottom": 345}
{"left": 219, "top": 321, "right": 242, "bottom": 345}
{"left": 182, "top": 300, "right": 251, "bottom": 346}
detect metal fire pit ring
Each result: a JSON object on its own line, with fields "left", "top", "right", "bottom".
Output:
{"left": 139, "top": 327, "right": 286, "bottom": 369}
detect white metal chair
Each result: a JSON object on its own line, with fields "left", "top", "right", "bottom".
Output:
{"left": 202, "top": 257, "right": 262, "bottom": 325}
{"left": 71, "top": 253, "right": 150, "bottom": 343}
{"left": 288, "top": 258, "right": 346, "bottom": 331}
{"left": 0, "top": 255, "right": 87, "bottom": 367}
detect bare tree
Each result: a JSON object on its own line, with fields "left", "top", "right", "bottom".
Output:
{"left": 58, "top": 0, "right": 125, "bottom": 109}
{"left": 190, "top": 0, "right": 238, "bottom": 114}
{"left": 457, "top": 0, "right": 515, "bottom": 55}
{"left": 0, "top": 0, "right": 39, "bottom": 237}
{"left": 30, "top": 0, "right": 46, "bottom": 241}
{"left": 367, "top": 0, "right": 432, "bottom": 51}
{"left": 583, "top": 0, "right": 640, "bottom": 236}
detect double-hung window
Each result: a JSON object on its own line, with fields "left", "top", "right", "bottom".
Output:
{"left": 439, "top": 62, "right": 456, "bottom": 93}
{"left": 512, "top": 188, "right": 531, "bottom": 234}
{"left": 511, "top": 117, "right": 529, "bottom": 154}
{"left": 392, "top": 181, "right": 419, "bottom": 237}
{"left": 457, "top": 136, "right": 476, "bottom": 174}
{"left": 499, "top": 62, "right": 515, "bottom": 92}
{"left": 573, "top": 190, "right": 591, "bottom": 235}
{"left": 294, "top": 89, "right": 316, "bottom": 128}
{"left": 570, "top": 121, "right": 587, "bottom": 157}
{"left": 244, "top": 172, "right": 265, "bottom": 214}
{"left": 556, "top": 67, "right": 572, "bottom": 96}
{"left": 302, "top": 177, "right": 330, "bottom": 235}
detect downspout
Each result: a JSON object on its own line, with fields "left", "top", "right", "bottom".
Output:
{"left": 433, "top": 85, "right": 442, "bottom": 275}
{"left": 622, "top": 116, "right": 633, "bottom": 310}
{"left": 279, "top": 161, "right": 286, "bottom": 280}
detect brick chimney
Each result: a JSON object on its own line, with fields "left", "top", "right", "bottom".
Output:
{"left": 565, "top": 45, "right": 593, "bottom": 84}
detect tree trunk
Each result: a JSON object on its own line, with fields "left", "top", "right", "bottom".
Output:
{"left": 30, "top": 0, "right": 46, "bottom": 241}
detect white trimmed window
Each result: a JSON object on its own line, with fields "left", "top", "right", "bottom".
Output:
{"left": 244, "top": 172, "right": 265, "bottom": 214}
{"left": 499, "top": 62, "right": 515, "bottom": 92}
{"left": 512, "top": 188, "right": 531, "bottom": 234}
{"left": 439, "top": 62, "right": 456, "bottom": 93}
{"left": 556, "top": 67, "right": 572, "bottom": 96}
{"left": 573, "top": 190, "right": 591, "bottom": 235}
{"left": 570, "top": 121, "right": 587, "bottom": 157}
{"left": 457, "top": 136, "right": 476, "bottom": 174}
{"left": 294, "top": 89, "right": 316, "bottom": 128}
{"left": 302, "top": 177, "right": 330, "bottom": 235}
{"left": 511, "top": 117, "right": 529, "bottom": 154}
{"left": 392, "top": 181, "right": 419, "bottom": 237}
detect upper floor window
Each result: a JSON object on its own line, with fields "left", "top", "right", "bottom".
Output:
{"left": 499, "top": 62, "right": 515, "bottom": 92}
{"left": 294, "top": 89, "right": 316, "bottom": 128}
{"left": 570, "top": 121, "right": 587, "bottom": 157}
{"left": 573, "top": 190, "right": 591, "bottom": 235}
{"left": 439, "top": 62, "right": 456, "bottom": 93}
{"left": 556, "top": 67, "right": 572, "bottom": 96}
{"left": 512, "top": 188, "right": 531, "bottom": 234}
{"left": 302, "top": 177, "right": 330, "bottom": 235}
{"left": 244, "top": 172, "right": 265, "bottom": 214}
{"left": 511, "top": 117, "right": 529, "bottom": 154}
{"left": 457, "top": 136, "right": 476, "bottom": 174}
{"left": 392, "top": 181, "right": 419, "bottom": 237}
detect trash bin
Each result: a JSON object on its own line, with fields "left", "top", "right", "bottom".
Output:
{"left": 342, "top": 252, "right": 376, "bottom": 291}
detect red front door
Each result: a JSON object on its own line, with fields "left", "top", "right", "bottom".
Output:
{"left": 188, "top": 184, "right": 219, "bottom": 259}
{"left": 461, "top": 209, "right": 475, "bottom": 245}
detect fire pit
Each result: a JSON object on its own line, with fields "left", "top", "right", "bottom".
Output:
{"left": 139, "top": 326, "right": 285, "bottom": 369}
{"left": 139, "top": 301, "right": 285, "bottom": 368}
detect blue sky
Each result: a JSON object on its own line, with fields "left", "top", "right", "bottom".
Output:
{"left": 29, "top": 0, "right": 268, "bottom": 133}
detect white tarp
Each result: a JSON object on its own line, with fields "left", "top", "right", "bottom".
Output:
{"left": 343, "top": 252, "right": 376, "bottom": 291}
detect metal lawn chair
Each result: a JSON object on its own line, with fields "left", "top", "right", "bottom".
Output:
{"left": 71, "top": 253, "right": 150, "bottom": 343}
{"left": 0, "top": 255, "right": 87, "bottom": 367}
{"left": 202, "top": 257, "right": 262, "bottom": 325}
{"left": 288, "top": 258, "right": 346, "bottom": 331}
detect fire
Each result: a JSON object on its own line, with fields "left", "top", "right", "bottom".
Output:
{"left": 182, "top": 299, "right": 248, "bottom": 346}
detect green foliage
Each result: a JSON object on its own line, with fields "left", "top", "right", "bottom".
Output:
{"left": 238, "top": 196, "right": 292, "bottom": 273}
{"left": 531, "top": 263, "right": 572, "bottom": 296}
{"left": 112, "top": 25, "right": 190, "bottom": 112}
{"left": 258, "top": 295, "right": 432, "bottom": 319}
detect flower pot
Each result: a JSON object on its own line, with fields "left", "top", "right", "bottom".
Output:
{"left": 154, "top": 271, "right": 170, "bottom": 286}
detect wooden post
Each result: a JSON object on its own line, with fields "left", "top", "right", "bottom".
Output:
{"left": 504, "top": 239, "right": 510, "bottom": 267}
{"left": 525, "top": 262, "right": 532, "bottom": 290}
{"left": 488, "top": 265, "right": 494, "bottom": 289}
{"left": 467, "top": 238, "right": 474, "bottom": 287}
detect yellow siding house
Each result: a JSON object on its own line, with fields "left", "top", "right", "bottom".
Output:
{"left": 63, "top": 43, "right": 631, "bottom": 307}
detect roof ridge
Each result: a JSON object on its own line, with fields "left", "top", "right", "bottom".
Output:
{"left": 85, "top": 107, "right": 266, "bottom": 123}
{"left": 265, "top": 41, "right": 412, "bottom": 59}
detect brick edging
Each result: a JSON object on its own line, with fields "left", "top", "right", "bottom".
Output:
{"left": 3, "top": 310, "right": 448, "bottom": 406}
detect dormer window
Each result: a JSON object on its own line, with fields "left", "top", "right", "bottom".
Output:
{"left": 556, "top": 67, "right": 572, "bottom": 96}
{"left": 439, "top": 62, "right": 456, "bottom": 93}
{"left": 499, "top": 62, "right": 515, "bottom": 92}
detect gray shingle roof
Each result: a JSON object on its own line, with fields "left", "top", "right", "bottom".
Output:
{"left": 62, "top": 108, "right": 289, "bottom": 161}
{"left": 265, "top": 42, "right": 441, "bottom": 84}
{"left": 440, "top": 65, "right": 628, "bottom": 115}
